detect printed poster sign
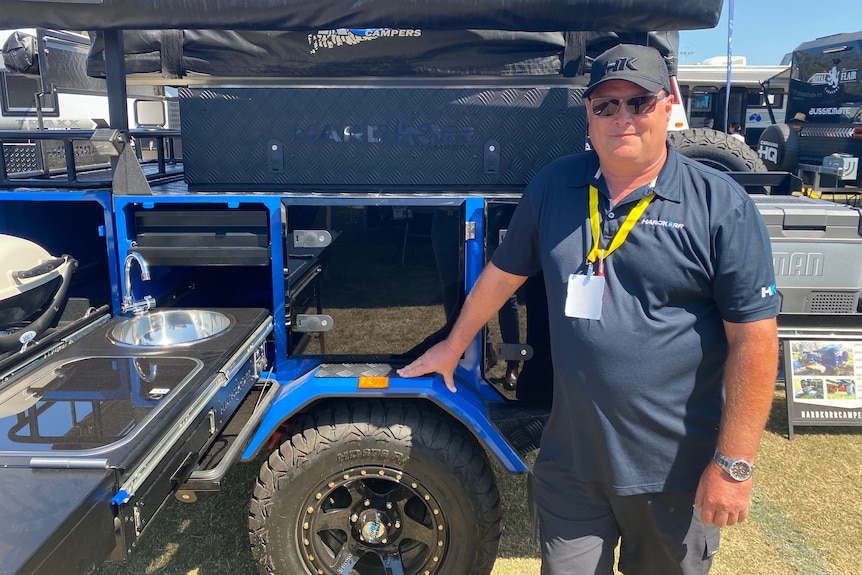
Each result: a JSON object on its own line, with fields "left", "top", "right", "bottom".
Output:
{"left": 784, "top": 339, "right": 862, "bottom": 437}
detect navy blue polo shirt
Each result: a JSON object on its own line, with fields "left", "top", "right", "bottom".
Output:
{"left": 493, "top": 146, "right": 780, "bottom": 495}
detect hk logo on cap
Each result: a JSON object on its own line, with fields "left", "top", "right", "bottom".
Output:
{"left": 606, "top": 57, "right": 639, "bottom": 73}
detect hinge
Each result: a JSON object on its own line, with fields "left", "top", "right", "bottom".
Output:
{"left": 465, "top": 221, "right": 476, "bottom": 240}
{"left": 133, "top": 506, "right": 143, "bottom": 535}
{"left": 295, "top": 314, "right": 334, "bottom": 332}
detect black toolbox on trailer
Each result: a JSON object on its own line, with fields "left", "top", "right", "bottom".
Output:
{"left": 179, "top": 85, "right": 587, "bottom": 191}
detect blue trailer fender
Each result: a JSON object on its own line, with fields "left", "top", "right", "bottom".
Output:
{"left": 241, "top": 364, "right": 531, "bottom": 474}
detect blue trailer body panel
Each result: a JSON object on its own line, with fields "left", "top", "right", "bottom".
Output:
{"left": 0, "top": 189, "right": 121, "bottom": 312}
{"left": 241, "top": 365, "right": 530, "bottom": 474}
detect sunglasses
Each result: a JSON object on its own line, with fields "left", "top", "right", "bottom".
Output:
{"left": 589, "top": 93, "right": 668, "bottom": 117}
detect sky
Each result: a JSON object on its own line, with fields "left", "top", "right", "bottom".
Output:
{"left": 678, "top": 0, "right": 862, "bottom": 66}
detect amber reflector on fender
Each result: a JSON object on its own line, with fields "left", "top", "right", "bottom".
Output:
{"left": 358, "top": 376, "right": 389, "bottom": 389}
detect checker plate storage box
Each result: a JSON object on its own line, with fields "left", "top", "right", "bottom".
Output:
{"left": 754, "top": 195, "right": 862, "bottom": 314}
{"left": 179, "top": 85, "right": 587, "bottom": 191}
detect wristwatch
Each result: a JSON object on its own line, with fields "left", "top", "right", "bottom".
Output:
{"left": 712, "top": 449, "right": 754, "bottom": 481}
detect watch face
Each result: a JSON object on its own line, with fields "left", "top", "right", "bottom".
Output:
{"left": 728, "top": 460, "right": 753, "bottom": 481}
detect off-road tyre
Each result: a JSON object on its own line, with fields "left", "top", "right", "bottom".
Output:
{"left": 669, "top": 128, "right": 768, "bottom": 173}
{"left": 249, "top": 400, "right": 501, "bottom": 575}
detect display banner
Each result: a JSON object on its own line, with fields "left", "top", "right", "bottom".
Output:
{"left": 783, "top": 339, "right": 862, "bottom": 439}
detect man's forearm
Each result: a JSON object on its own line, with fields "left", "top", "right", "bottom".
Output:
{"left": 717, "top": 318, "right": 779, "bottom": 462}
{"left": 445, "top": 262, "right": 528, "bottom": 353}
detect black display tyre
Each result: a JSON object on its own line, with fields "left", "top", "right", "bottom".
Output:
{"left": 249, "top": 400, "right": 502, "bottom": 575}
{"left": 756, "top": 123, "right": 801, "bottom": 172}
{"left": 668, "top": 128, "right": 768, "bottom": 173}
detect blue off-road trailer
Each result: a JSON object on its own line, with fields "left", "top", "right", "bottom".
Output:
{"left": 0, "top": 2, "right": 860, "bottom": 575}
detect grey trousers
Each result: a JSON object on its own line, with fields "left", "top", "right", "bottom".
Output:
{"left": 534, "top": 458, "right": 720, "bottom": 575}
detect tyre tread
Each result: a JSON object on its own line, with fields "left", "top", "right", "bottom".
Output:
{"left": 248, "top": 399, "right": 501, "bottom": 575}
{"left": 669, "top": 128, "right": 767, "bottom": 173}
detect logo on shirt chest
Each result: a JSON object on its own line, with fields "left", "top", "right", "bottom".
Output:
{"left": 639, "top": 218, "right": 685, "bottom": 230}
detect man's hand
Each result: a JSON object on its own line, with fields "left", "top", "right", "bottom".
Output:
{"left": 396, "top": 339, "right": 462, "bottom": 392}
{"left": 694, "top": 462, "right": 753, "bottom": 527}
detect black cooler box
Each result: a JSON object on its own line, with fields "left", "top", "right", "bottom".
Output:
{"left": 179, "top": 84, "right": 587, "bottom": 191}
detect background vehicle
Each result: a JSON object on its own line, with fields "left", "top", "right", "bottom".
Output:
{"left": 1, "top": 28, "right": 174, "bottom": 177}
{"left": 0, "top": 2, "right": 859, "bottom": 575}
{"left": 757, "top": 31, "right": 862, "bottom": 188}
{"left": 677, "top": 55, "right": 790, "bottom": 144}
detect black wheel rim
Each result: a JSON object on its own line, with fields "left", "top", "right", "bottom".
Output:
{"left": 296, "top": 465, "right": 448, "bottom": 575}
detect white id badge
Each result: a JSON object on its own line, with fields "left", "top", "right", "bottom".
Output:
{"left": 564, "top": 273, "right": 605, "bottom": 320}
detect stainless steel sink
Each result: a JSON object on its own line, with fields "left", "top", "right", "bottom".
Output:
{"left": 110, "top": 309, "right": 232, "bottom": 347}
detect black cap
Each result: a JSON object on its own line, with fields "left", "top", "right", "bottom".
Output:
{"left": 585, "top": 44, "right": 672, "bottom": 98}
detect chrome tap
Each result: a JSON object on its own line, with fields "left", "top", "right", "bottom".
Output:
{"left": 121, "top": 251, "right": 155, "bottom": 315}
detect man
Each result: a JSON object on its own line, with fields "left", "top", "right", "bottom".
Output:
{"left": 398, "top": 43, "right": 779, "bottom": 574}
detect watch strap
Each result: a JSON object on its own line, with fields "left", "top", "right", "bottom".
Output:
{"left": 713, "top": 449, "right": 754, "bottom": 481}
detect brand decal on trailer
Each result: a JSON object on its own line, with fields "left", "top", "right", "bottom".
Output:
{"left": 308, "top": 28, "right": 423, "bottom": 53}
{"left": 294, "top": 122, "right": 474, "bottom": 146}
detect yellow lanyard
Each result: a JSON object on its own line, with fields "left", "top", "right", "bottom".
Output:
{"left": 587, "top": 184, "right": 654, "bottom": 274}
